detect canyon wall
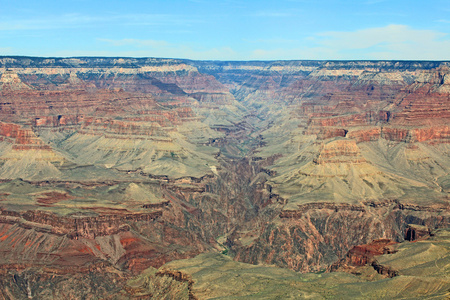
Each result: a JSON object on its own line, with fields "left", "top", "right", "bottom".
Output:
{"left": 0, "top": 57, "right": 449, "bottom": 298}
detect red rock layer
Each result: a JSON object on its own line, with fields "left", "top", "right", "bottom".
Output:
{"left": 329, "top": 238, "right": 399, "bottom": 278}
{"left": 313, "top": 139, "right": 366, "bottom": 164}
{"left": 336, "top": 239, "right": 397, "bottom": 267}
{"left": 299, "top": 68, "right": 450, "bottom": 147}
{"left": 0, "top": 121, "right": 21, "bottom": 138}
{"left": 0, "top": 208, "right": 162, "bottom": 239}
{"left": 347, "top": 127, "right": 381, "bottom": 142}
{"left": 34, "top": 115, "right": 83, "bottom": 127}
{"left": 0, "top": 121, "right": 51, "bottom": 150}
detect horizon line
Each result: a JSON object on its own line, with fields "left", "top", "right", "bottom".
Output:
{"left": 1, "top": 55, "right": 450, "bottom": 64}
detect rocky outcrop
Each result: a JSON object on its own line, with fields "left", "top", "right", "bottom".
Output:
{"left": 307, "top": 112, "right": 383, "bottom": 128}
{"left": 230, "top": 201, "right": 450, "bottom": 272}
{"left": 122, "top": 268, "right": 194, "bottom": 299}
{"left": 0, "top": 121, "right": 21, "bottom": 139}
{"left": 404, "top": 223, "right": 432, "bottom": 241}
{"left": 12, "top": 127, "right": 52, "bottom": 150}
{"left": 33, "top": 115, "right": 83, "bottom": 127}
{"left": 0, "top": 121, "right": 66, "bottom": 178}
{"left": 313, "top": 139, "right": 366, "bottom": 164}
{"left": 0, "top": 70, "right": 33, "bottom": 91}
{"left": 155, "top": 269, "right": 196, "bottom": 299}
{"left": 0, "top": 263, "right": 126, "bottom": 299}
{"left": 346, "top": 127, "right": 381, "bottom": 142}
{"left": 329, "top": 239, "right": 398, "bottom": 274}
{"left": 381, "top": 126, "right": 450, "bottom": 143}
{"left": 0, "top": 208, "right": 162, "bottom": 239}
{"left": 280, "top": 202, "right": 366, "bottom": 218}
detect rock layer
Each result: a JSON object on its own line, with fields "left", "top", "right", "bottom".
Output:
{"left": 0, "top": 57, "right": 449, "bottom": 298}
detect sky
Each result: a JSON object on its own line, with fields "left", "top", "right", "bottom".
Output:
{"left": 1, "top": 0, "right": 450, "bottom": 61}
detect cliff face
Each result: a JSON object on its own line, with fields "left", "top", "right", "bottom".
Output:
{"left": 0, "top": 57, "right": 449, "bottom": 298}
{"left": 195, "top": 59, "right": 450, "bottom": 275}
{"left": 231, "top": 201, "right": 449, "bottom": 272}
{"left": 147, "top": 228, "right": 450, "bottom": 300}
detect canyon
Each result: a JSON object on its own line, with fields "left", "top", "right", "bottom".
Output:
{"left": 0, "top": 57, "right": 448, "bottom": 299}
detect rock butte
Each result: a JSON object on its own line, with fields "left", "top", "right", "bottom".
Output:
{"left": 0, "top": 57, "right": 449, "bottom": 298}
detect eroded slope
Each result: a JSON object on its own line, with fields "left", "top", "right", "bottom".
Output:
{"left": 0, "top": 57, "right": 448, "bottom": 298}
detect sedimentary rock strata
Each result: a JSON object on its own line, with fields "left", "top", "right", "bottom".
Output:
{"left": 0, "top": 57, "right": 448, "bottom": 298}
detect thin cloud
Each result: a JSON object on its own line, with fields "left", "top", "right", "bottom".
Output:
{"left": 0, "top": 13, "right": 111, "bottom": 30}
{"left": 316, "top": 24, "right": 450, "bottom": 60}
{"left": 98, "top": 39, "right": 170, "bottom": 48}
{"left": 0, "top": 13, "right": 196, "bottom": 31}
{"left": 0, "top": 47, "right": 13, "bottom": 54}
{"left": 249, "top": 25, "right": 450, "bottom": 60}
{"left": 243, "top": 38, "right": 298, "bottom": 44}
{"left": 97, "top": 38, "right": 239, "bottom": 60}
{"left": 250, "top": 47, "right": 335, "bottom": 60}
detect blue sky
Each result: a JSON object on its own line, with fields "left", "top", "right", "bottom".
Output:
{"left": 1, "top": 0, "right": 450, "bottom": 60}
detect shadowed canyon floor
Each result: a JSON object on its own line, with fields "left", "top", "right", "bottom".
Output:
{"left": 0, "top": 57, "right": 449, "bottom": 299}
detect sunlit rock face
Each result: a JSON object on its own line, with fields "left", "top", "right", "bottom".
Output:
{"left": 0, "top": 57, "right": 449, "bottom": 298}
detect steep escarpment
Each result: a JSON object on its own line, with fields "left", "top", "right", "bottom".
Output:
{"left": 146, "top": 228, "right": 450, "bottom": 300}
{"left": 0, "top": 59, "right": 239, "bottom": 298}
{"left": 200, "top": 59, "right": 450, "bottom": 274}
{"left": 229, "top": 200, "right": 449, "bottom": 272}
{"left": 0, "top": 57, "right": 449, "bottom": 298}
